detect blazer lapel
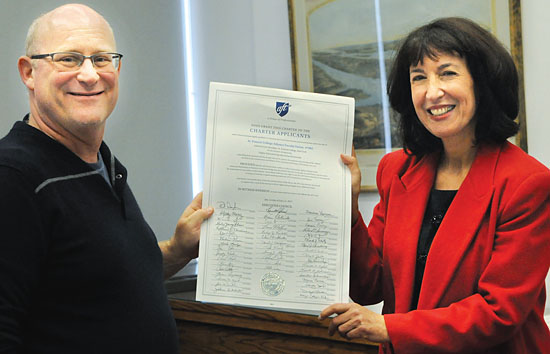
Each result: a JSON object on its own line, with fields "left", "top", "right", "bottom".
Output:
{"left": 384, "top": 153, "right": 438, "bottom": 312}
{"left": 418, "top": 144, "right": 499, "bottom": 309}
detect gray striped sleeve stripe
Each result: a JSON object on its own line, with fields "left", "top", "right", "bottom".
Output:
{"left": 110, "top": 153, "right": 115, "bottom": 186}
{"left": 34, "top": 170, "right": 102, "bottom": 194}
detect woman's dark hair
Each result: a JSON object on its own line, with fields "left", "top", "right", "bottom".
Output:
{"left": 387, "top": 17, "right": 519, "bottom": 157}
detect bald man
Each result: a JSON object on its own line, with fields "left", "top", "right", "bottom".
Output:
{"left": 0, "top": 4, "right": 212, "bottom": 353}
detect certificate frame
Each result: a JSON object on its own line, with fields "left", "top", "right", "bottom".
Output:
{"left": 197, "top": 82, "right": 354, "bottom": 313}
{"left": 288, "top": 0, "right": 526, "bottom": 192}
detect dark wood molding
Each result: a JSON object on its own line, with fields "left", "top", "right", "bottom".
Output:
{"left": 170, "top": 296, "right": 378, "bottom": 353}
{"left": 509, "top": 0, "right": 528, "bottom": 152}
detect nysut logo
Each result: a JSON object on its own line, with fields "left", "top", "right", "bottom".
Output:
{"left": 275, "top": 101, "right": 290, "bottom": 117}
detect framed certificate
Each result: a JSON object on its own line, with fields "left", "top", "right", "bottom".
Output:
{"left": 196, "top": 82, "right": 354, "bottom": 313}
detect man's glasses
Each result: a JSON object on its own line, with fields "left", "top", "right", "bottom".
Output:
{"left": 30, "top": 52, "right": 123, "bottom": 72}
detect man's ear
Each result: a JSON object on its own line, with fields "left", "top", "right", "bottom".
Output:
{"left": 18, "top": 56, "right": 35, "bottom": 90}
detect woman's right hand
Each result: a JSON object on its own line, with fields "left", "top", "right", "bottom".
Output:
{"left": 341, "top": 146, "right": 361, "bottom": 225}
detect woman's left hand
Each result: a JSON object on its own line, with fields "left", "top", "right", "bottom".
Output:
{"left": 319, "top": 302, "right": 390, "bottom": 343}
{"left": 340, "top": 146, "right": 361, "bottom": 225}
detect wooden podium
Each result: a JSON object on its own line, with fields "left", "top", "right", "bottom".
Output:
{"left": 169, "top": 293, "right": 378, "bottom": 353}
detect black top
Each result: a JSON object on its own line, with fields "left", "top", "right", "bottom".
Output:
{"left": 410, "top": 189, "right": 457, "bottom": 310}
{"left": 0, "top": 120, "right": 178, "bottom": 354}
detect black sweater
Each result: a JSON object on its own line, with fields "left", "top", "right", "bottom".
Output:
{"left": 0, "top": 120, "right": 178, "bottom": 354}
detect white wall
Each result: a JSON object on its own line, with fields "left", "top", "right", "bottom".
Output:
{"left": 523, "top": 1, "right": 550, "bottom": 166}
{"left": 187, "top": 0, "right": 293, "bottom": 186}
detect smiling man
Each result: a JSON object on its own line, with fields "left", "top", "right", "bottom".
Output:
{"left": 0, "top": 4, "right": 212, "bottom": 353}
{"left": 20, "top": 4, "right": 120, "bottom": 163}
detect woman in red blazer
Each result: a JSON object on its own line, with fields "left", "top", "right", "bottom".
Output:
{"left": 320, "top": 18, "right": 550, "bottom": 353}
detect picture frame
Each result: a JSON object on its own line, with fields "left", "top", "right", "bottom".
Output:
{"left": 288, "top": 0, "right": 526, "bottom": 192}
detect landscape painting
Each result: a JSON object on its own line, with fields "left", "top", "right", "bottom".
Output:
{"left": 289, "top": 0, "right": 523, "bottom": 191}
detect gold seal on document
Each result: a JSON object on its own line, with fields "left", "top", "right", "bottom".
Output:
{"left": 261, "top": 272, "right": 285, "bottom": 296}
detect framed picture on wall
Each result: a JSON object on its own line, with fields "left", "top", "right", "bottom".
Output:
{"left": 288, "top": 0, "right": 526, "bottom": 192}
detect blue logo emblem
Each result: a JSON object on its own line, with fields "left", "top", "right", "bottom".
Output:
{"left": 276, "top": 102, "right": 290, "bottom": 117}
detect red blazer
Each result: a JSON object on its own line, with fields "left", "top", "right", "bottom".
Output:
{"left": 350, "top": 142, "right": 550, "bottom": 354}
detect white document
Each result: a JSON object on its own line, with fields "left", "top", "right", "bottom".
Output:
{"left": 196, "top": 82, "right": 354, "bottom": 313}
